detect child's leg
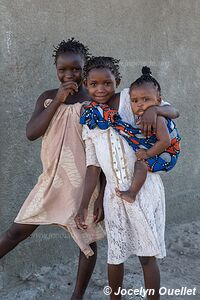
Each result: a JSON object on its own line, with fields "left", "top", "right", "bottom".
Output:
{"left": 71, "top": 242, "right": 97, "bottom": 300}
{"left": 0, "top": 223, "right": 38, "bottom": 258}
{"left": 116, "top": 160, "right": 147, "bottom": 203}
{"left": 139, "top": 256, "right": 160, "bottom": 300}
{"left": 108, "top": 263, "right": 124, "bottom": 300}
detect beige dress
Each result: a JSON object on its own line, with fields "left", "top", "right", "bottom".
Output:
{"left": 15, "top": 100, "right": 105, "bottom": 257}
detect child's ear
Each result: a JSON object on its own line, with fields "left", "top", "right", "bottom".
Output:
{"left": 116, "top": 78, "right": 121, "bottom": 87}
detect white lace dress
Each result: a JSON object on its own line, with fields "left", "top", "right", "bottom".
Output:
{"left": 83, "top": 88, "right": 166, "bottom": 264}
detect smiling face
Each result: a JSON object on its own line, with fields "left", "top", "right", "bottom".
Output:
{"left": 85, "top": 68, "right": 117, "bottom": 103}
{"left": 130, "top": 83, "right": 161, "bottom": 116}
{"left": 56, "top": 52, "right": 84, "bottom": 85}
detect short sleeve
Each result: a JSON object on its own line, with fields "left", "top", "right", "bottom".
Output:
{"left": 82, "top": 125, "right": 100, "bottom": 168}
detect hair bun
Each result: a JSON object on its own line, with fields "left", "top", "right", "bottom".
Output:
{"left": 142, "top": 66, "right": 152, "bottom": 76}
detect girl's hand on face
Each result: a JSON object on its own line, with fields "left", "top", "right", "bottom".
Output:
{"left": 93, "top": 196, "right": 104, "bottom": 224}
{"left": 136, "top": 149, "right": 149, "bottom": 160}
{"left": 55, "top": 81, "right": 79, "bottom": 103}
{"left": 137, "top": 106, "right": 158, "bottom": 137}
{"left": 74, "top": 207, "right": 88, "bottom": 230}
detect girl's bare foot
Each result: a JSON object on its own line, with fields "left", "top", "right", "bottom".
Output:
{"left": 115, "top": 188, "right": 136, "bottom": 203}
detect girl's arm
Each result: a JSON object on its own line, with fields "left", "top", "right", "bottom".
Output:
{"left": 138, "top": 105, "right": 180, "bottom": 137}
{"left": 136, "top": 116, "right": 171, "bottom": 160}
{"left": 26, "top": 81, "right": 78, "bottom": 140}
{"left": 93, "top": 171, "right": 106, "bottom": 223}
{"left": 75, "top": 165, "right": 101, "bottom": 230}
{"left": 26, "top": 90, "right": 61, "bottom": 140}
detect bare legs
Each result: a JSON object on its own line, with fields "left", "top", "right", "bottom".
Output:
{"left": 71, "top": 242, "right": 97, "bottom": 300}
{"left": 115, "top": 161, "right": 147, "bottom": 203}
{"left": 108, "top": 263, "right": 124, "bottom": 300}
{"left": 139, "top": 256, "right": 160, "bottom": 300}
{"left": 0, "top": 223, "right": 38, "bottom": 258}
{"left": 108, "top": 257, "right": 160, "bottom": 300}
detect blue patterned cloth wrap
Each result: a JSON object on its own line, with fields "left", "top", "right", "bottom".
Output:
{"left": 80, "top": 102, "right": 181, "bottom": 172}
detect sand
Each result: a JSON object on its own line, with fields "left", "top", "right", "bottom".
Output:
{"left": 0, "top": 221, "right": 199, "bottom": 300}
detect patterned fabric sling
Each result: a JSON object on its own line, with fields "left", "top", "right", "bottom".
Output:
{"left": 80, "top": 101, "right": 181, "bottom": 172}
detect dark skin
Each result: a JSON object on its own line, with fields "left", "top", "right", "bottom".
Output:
{"left": 75, "top": 67, "right": 179, "bottom": 300}
{"left": 0, "top": 52, "right": 102, "bottom": 300}
{"left": 26, "top": 52, "right": 89, "bottom": 140}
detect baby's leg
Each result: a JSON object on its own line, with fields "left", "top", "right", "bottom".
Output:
{"left": 139, "top": 256, "right": 160, "bottom": 300}
{"left": 107, "top": 263, "right": 124, "bottom": 300}
{"left": 116, "top": 161, "right": 147, "bottom": 203}
{"left": 0, "top": 223, "right": 38, "bottom": 258}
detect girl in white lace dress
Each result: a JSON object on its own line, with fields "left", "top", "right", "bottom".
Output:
{"left": 75, "top": 57, "right": 179, "bottom": 300}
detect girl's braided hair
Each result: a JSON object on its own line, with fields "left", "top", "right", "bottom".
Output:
{"left": 130, "top": 66, "right": 161, "bottom": 95}
{"left": 52, "top": 37, "right": 91, "bottom": 64}
{"left": 83, "top": 56, "right": 121, "bottom": 83}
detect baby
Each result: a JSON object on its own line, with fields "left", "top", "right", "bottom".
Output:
{"left": 115, "top": 66, "right": 180, "bottom": 202}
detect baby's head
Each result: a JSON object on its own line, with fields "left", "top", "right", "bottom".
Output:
{"left": 52, "top": 38, "right": 91, "bottom": 86}
{"left": 83, "top": 56, "right": 121, "bottom": 104}
{"left": 130, "top": 66, "right": 161, "bottom": 116}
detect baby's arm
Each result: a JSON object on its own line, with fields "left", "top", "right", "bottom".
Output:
{"left": 139, "top": 104, "right": 179, "bottom": 137}
{"left": 75, "top": 166, "right": 101, "bottom": 230}
{"left": 136, "top": 116, "right": 171, "bottom": 160}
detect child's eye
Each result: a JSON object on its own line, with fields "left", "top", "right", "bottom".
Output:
{"left": 73, "top": 68, "right": 80, "bottom": 72}
{"left": 144, "top": 98, "right": 150, "bottom": 102}
{"left": 90, "top": 82, "right": 96, "bottom": 87}
{"left": 105, "top": 82, "right": 111, "bottom": 86}
{"left": 131, "top": 99, "right": 137, "bottom": 103}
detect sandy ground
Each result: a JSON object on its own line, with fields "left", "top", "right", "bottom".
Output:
{"left": 0, "top": 221, "right": 199, "bottom": 300}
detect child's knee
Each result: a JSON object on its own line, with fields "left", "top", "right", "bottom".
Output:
{"left": 139, "top": 256, "right": 155, "bottom": 266}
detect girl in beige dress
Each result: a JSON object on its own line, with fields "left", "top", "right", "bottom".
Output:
{"left": 0, "top": 38, "right": 105, "bottom": 300}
